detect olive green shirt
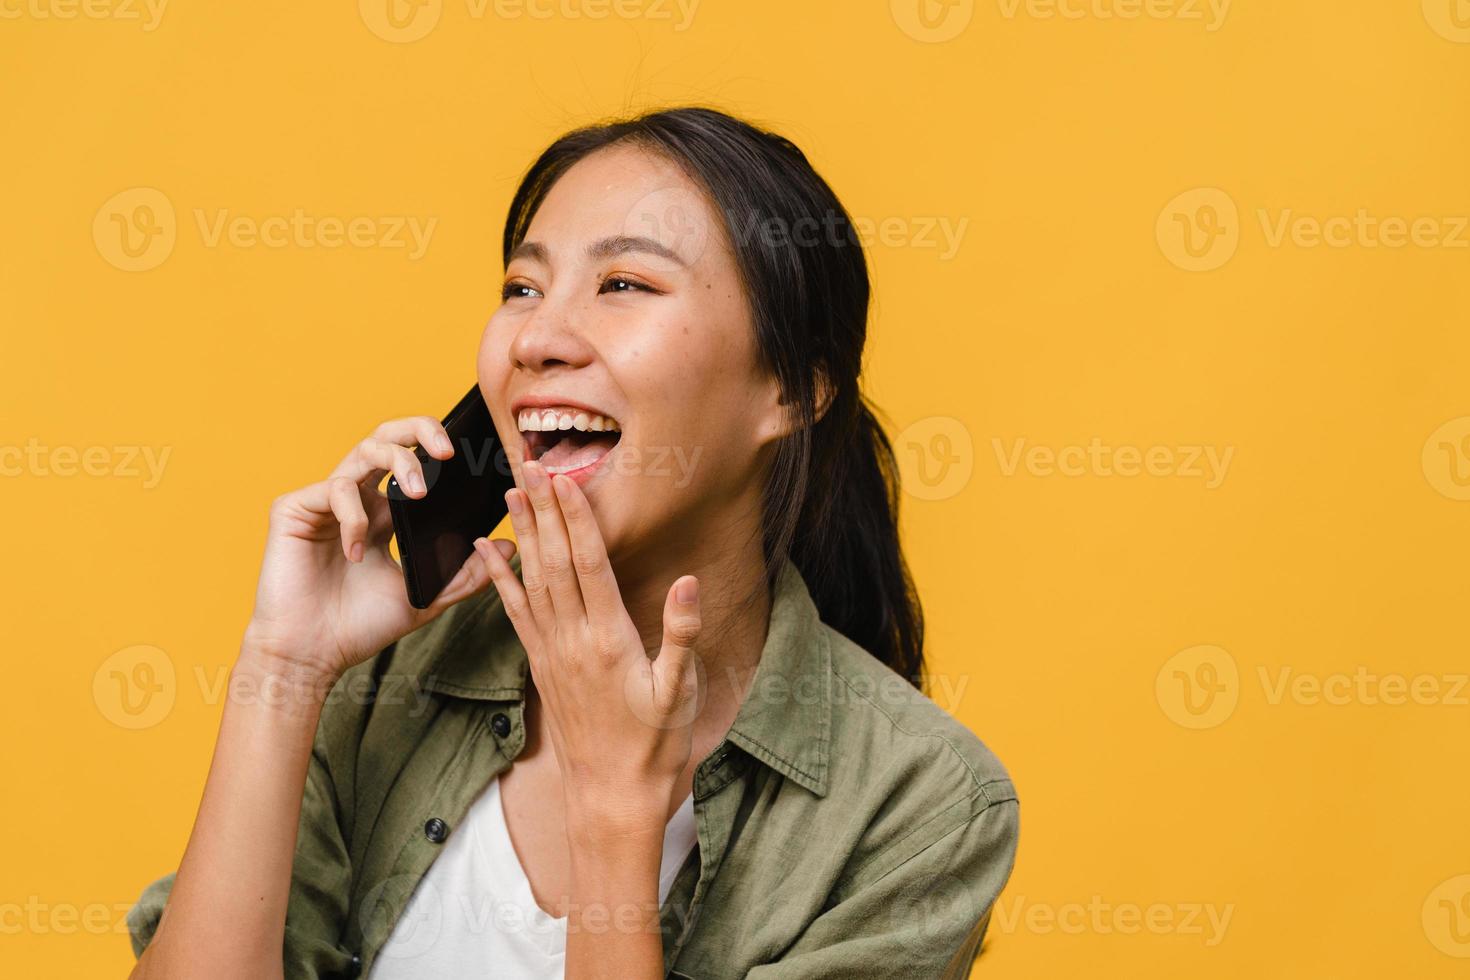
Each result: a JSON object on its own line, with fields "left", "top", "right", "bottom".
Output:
{"left": 127, "top": 553, "right": 1019, "bottom": 978}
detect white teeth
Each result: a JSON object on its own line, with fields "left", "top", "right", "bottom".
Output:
{"left": 516, "top": 407, "right": 621, "bottom": 434}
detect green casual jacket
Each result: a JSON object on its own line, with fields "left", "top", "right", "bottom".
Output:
{"left": 127, "top": 553, "right": 1020, "bottom": 978}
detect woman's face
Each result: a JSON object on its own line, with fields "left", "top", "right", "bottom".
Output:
{"left": 477, "top": 142, "right": 786, "bottom": 564}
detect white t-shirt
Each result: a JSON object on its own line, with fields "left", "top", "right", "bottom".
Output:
{"left": 369, "top": 776, "right": 698, "bottom": 979}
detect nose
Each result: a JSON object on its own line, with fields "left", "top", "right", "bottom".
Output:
{"left": 508, "top": 297, "right": 595, "bottom": 375}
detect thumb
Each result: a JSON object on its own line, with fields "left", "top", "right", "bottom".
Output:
{"left": 422, "top": 538, "right": 510, "bottom": 618}
{"left": 653, "top": 575, "right": 702, "bottom": 716}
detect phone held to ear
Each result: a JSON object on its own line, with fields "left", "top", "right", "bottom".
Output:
{"left": 387, "top": 385, "right": 516, "bottom": 609}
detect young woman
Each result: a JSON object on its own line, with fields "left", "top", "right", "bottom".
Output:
{"left": 126, "top": 107, "right": 1019, "bottom": 980}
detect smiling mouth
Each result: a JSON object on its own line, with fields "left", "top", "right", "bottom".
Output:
{"left": 518, "top": 407, "right": 623, "bottom": 475}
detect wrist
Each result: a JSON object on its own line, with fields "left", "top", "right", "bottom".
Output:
{"left": 233, "top": 641, "right": 340, "bottom": 714}
{"left": 563, "top": 791, "right": 673, "bottom": 856}
{"left": 565, "top": 820, "right": 664, "bottom": 905}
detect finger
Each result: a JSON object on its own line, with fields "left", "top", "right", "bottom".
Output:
{"left": 423, "top": 541, "right": 498, "bottom": 614}
{"left": 362, "top": 491, "right": 397, "bottom": 545}
{"left": 330, "top": 436, "right": 429, "bottom": 497}
{"left": 279, "top": 477, "right": 362, "bottom": 538}
{"left": 550, "top": 473, "right": 622, "bottom": 627}
{"left": 372, "top": 416, "right": 454, "bottom": 459}
{"left": 472, "top": 537, "right": 541, "bottom": 663}
{"left": 653, "top": 576, "right": 701, "bottom": 717}
{"left": 327, "top": 477, "right": 369, "bottom": 562}
{"left": 520, "top": 460, "right": 586, "bottom": 624}
{"left": 503, "top": 485, "right": 556, "bottom": 629}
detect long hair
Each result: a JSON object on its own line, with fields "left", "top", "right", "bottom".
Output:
{"left": 501, "top": 106, "right": 925, "bottom": 688}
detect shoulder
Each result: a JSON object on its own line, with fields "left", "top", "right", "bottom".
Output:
{"left": 823, "top": 625, "right": 1016, "bottom": 805}
{"left": 816, "top": 625, "right": 1019, "bottom": 891}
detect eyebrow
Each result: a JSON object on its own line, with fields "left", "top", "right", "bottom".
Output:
{"left": 507, "top": 235, "right": 685, "bottom": 268}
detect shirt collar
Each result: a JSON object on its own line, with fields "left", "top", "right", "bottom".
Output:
{"left": 421, "top": 550, "right": 832, "bottom": 796}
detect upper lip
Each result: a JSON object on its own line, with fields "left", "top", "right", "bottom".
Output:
{"left": 509, "top": 394, "right": 620, "bottom": 427}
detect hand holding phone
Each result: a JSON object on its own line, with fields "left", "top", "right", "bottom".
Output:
{"left": 387, "top": 385, "right": 517, "bottom": 608}
{"left": 241, "top": 398, "right": 505, "bottom": 683}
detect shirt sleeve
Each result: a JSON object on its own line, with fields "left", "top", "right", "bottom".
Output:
{"left": 125, "top": 728, "right": 359, "bottom": 979}
{"left": 745, "top": 787, "right": 1020, "bottom": 979}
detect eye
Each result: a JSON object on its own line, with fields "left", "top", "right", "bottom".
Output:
{"left": 500, "top": 280, "right": 542, "bottom": 301}
{"left": 599, "top": 275, "right": 658, "bottom": 295}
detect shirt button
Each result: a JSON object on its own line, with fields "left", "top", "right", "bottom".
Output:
{"left": 490, "top": 712, "right": 511, "bottom": 737}
{"left": 347, "top": 952, "right": 362, "bottom": 977}
{"left": 424, "top": 817, "right": 448, "bottom": 843}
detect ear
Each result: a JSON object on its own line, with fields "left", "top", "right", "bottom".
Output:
{"left": 755, "top": 369, "right": 835, "bottom": 447}
{"left": 812, "top": 369, "right": 835, "bottom": 423}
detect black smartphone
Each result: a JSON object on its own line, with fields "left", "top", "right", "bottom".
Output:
{"left": 387, "top": 384, "right": 516, "bottom": 609}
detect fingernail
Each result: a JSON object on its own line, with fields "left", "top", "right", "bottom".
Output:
{"left": 677, "top": 578, "right": 698, "bottom": 604}
{"left": 473, "top": 537, "right": 489, "bottom": 558}
{"left": 506, "top": 489, "right": 524, "bottom": 516}
{"left": 409, "top": 471, "right": 426, "bottom": 494}
{"left": 437, "top": 434, "right": 454, "bottom": 454}
{"left": 350, "top": 542, "right": 363, "bottom": 562}
{"left": 524, "top": 462, "right": 544, "bottom": 489}
{"left": 553, "top": 475, "right": 571, "bottom": 499}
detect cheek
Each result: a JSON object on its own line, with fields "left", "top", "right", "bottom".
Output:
{"left": 622, "top": 304, "right": 757, "bottom": 455}
{"left": 476, "top": 319, "right": 512, "bottom": 385}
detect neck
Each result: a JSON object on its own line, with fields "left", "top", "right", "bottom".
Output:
{"left": 610, "top": 525, "right": 773, "bottom": 734}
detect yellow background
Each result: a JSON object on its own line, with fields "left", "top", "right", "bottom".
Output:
{"left": 3, "top": 1, "right": 1469, "bottom": 976}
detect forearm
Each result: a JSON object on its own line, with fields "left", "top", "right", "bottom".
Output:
{"left": 131, "top": 647, "right": 335, "bottom": 980}
{"left": 563, "top": 815, "right": 667, "bottom": 980}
